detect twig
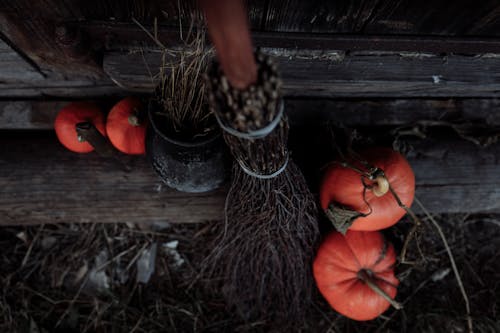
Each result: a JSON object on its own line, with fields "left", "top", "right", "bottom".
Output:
{"left": 132, "top": 17, "right": 167, "bottom": 49}
{"left": 415, "top": 197, "right": 473, "bottom": 333}
{"left": 21, "top": 225, "right": 45, "bottom": 268}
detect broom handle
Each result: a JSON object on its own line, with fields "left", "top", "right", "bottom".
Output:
{"left": 199, "top": 0, "right": 257, "bottom": 89}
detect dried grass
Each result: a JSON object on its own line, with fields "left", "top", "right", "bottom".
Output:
{"left": 134, "top": 15, "right": 215, "bottom": 139}
{"left": 0, "top": 214, "right": 498, "bottom": 332}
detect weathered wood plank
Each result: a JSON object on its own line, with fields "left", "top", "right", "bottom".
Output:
{"left": 0, "top": 82, "right": 126, "bottom": 98}
{"left": 80, "top": 22, "right": 500, "bottom": 54}
{"left": 262, "top": 0, "right": 381, "bottom": 33}
{"left": 0, "top": 135, "right": 226, "bottom": 225}
{"left": 363, "top": 0, "right": 500, "bottom": 36}
{"left": 3, "top": 0, "right": 500, "bottom": 36}
{"left": 2, "top": 99, "right": 500, "bottom": 130}
{"left": 0, "top": 39, "right": 44, "bottom": 82}
{"left": 407, "top": 137, "right": 500, "bottom": 213}
{"left": 287, "top": 98, "right": 500, "bottom": 126}
{"left": 0, "top": 101, "right": 62, "bottom": 129}
{"left": 0, "top": 134, "right": 498, "bottom": 226}
{"left": 103, "top": 48, "right": 500, "bottom": 97}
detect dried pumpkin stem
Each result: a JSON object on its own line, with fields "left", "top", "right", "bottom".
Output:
{"left": 372, "top": 175, "right": 390, "bottom": 197}
{"left": 75, "top": 122, "right": 130, "bottom": 171}
{"left": 357, "top": 269, "right": 403, "bottom": 310}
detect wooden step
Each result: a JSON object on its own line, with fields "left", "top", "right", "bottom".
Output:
{"left": 0, "top": 133, "right": 498, "bottom": 226}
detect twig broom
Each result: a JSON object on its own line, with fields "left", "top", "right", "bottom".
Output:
{"left": 200, "top": 0, "right": 320, "bottom": 323}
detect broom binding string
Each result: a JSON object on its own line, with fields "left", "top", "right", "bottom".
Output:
{"left": 236, "top": 153, "right": 289, "bottom": 179}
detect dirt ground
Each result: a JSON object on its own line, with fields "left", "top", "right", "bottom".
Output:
{"left": 0, "top": 213, "right": 499, "bottom": 333}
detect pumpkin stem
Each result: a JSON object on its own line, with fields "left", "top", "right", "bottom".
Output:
{"left": 372, "top": 175, "right": 389, "bottom": 197}
{"left": 357, "top": 269, "right": 403, "bottom": 310}
{"left": 128, "top": 114, "right": 140, "bottom": 127}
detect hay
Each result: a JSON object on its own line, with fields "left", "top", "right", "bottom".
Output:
{"left": 134, "top": 16, "right": 215, "bottom": 140}
{"left": 0, "top": 214, "right": 499, "bottom": 332}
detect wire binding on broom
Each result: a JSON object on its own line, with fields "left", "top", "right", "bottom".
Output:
{"left": 236, "top": 153, "right": 289, "bottom": 179}
{"left": 213, "top": 99, "right": 285, "bottom": 139}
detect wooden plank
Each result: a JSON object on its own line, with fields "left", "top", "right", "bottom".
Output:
{"left": 0, "top": 8, "right": 103, "bottom": 79}
{"left": 408, "top": 137, "right": 500, "bottom": 213}
{"left": 362, "top": 0, "right": 500, "bottom": 36}
{"left": 103, "top": 48, "right": 500, "bottom": 97}
{"left": 0, "top": 101, "right": 62, "bottom": 129}
{"left": 3, "top": 0, "right": 500, "bottom": 37}
{"left": 0, "top": 135, "right": 226, "bottom": 225}
{"left": 262, "top": 0, "right": 381, "bottom": 33}
{"left": 287, "top": 98, "right": 500, "bottom": 126}
{"left": 0, "top": 134, "right": 498, "bottom": 226}
{"left": 0, "top": 39, "right": 44, "bottom": 82}
{"left": 0, "top": 82, "right": 126, "bottom": 98}
{"left": 3, "top": 99, "right": 500, "bottom": 130}
{"left": 80, "top": 22, "right": 500, "bottom": 54}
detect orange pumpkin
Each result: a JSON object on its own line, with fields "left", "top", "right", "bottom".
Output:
{"left": 106, "top": 97, "right": 147, "bottom": 155}
{"left": 313, "top": 230, "right": 401, "bottom": 321}
{"left": 54, "top": 102, "right": 106, "bottom": 153}
{"left": 320, "top": 147, "right": 415, "bottom": 232}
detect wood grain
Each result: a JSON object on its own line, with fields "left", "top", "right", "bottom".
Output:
{"left": 0, "top": 134, "right": 226, "bottom": 225}
{"left": 0, "top": 81, "right": 125, "bottom": 98}
{"left": 104, "top": 48, "right": 500, "bottom": 97}
{"left": 360, "top": 0, "right": 500, "bottom": 36}
{"left": 0, "top": 101, "right": 63, "bottom": 129}
{"left": 286, "top": 98, "right": 500, "bottom": 126}
{"left": 0, "top": 40, "right": 44, "bottom": 82}
{"left": 3, "top": 99, "right": 500, "bottom": 130}
{"left": 0, "top": 134, "right": 498, "bottom": 226}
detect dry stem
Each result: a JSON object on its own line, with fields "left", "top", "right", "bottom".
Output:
{"left": 134, "top": 16, "right": 215, "bottom": 138}
{"left": 415, "top": 198, "right": 473, "bottom": 333}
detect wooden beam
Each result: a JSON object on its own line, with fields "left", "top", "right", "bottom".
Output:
{"left": 103, "top": 47, "right": 500, "bottom": 98}
{"left": 80, "top": 22, "right": 500, "bottom": 54}
{"left": 0, "top": 39, "right": 44, "bottom": 82}
{"left": 0, "top": 101, "right": 63, "bottom": 129}
{"left": 0, "top": 82, "right": 126, "bottom": 99}
{"left": 0, "top": 134, "right": 498, "bottom": 226}
{"left": 2, "top": 98, "right": 500, "bottom": 130}
{"left": 0, "top": 135, "right": 226, "bottom": 225}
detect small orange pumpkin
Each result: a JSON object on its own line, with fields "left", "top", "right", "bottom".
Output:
{"left": 106, "top": 97, "right": 147, "bottom": 155}
{"left": 320, "top": 147, "right": 415, "bottom": 232}
{"left": 54, "top": 102, "right": 106, "bottom": 153}
{"left": 313, "top": 230, "right": 401, "bottom": 321}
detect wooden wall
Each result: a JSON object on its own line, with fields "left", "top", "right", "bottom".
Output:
{"left": 0, "top": 1, "right": 499, "bottom": 225}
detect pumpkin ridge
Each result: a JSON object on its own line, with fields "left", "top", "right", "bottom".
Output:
{"left": 320, "top": 258, "right": 359, "bottom": 276}
{"left": 373, "top": 276, "right": 398, "bottom": 289}
{"left": 342, "top": 234, "right": 363, "bottom": 269}
{"left": 370, "top": 235, "right": 388, "bottom": 268}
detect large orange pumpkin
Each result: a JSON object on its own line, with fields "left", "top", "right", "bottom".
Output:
{"left": 313, "top": 230, "right": 401, "bottom": 321}
{"left": 106, "top": 97, "right": 147, "bottom": 155}
{"left": 320, "top": 147, "right": 415, "bottom": 232}
{"left": 54, "top": 102, "right": 106, "bottom": 153}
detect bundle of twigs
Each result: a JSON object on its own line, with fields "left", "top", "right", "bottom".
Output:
{"left": 156, "top": 27, "right": 214, "bottom": 138}
{"left": 135, "top": 16, "right": 215, "bottom": 140}
{"left": 202, "top": 52, "right": 320, "bottom": 323}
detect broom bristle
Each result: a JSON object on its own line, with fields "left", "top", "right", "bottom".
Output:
{"left": 202, "top": 52, "right": 320, "bottom": 324}
{"left": 205, "top": 163, "right": 319, "bottom": 323}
